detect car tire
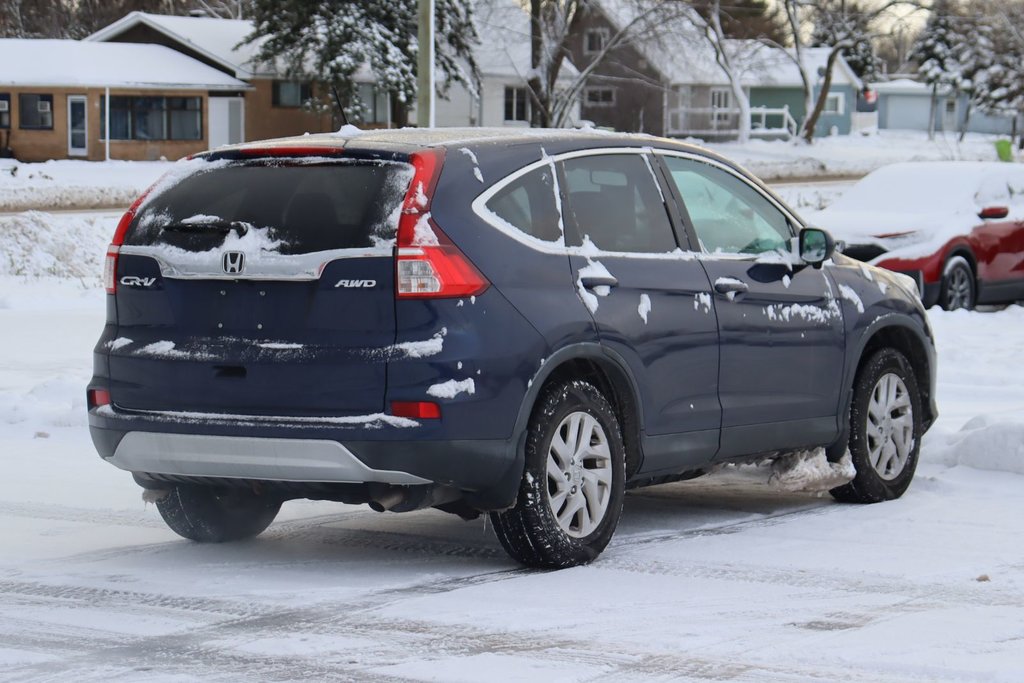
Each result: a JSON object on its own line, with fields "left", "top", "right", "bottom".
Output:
{"left": 491, "top": 380, "right": 625, "bottom": 568}
{"left": 830, "top": 348, "right": 922, "bottom": 504}
{"left": 940, "top": 255, "right": 975, "bottom": 310}
{"left": 155, "top": 485, "right": 282, "bottom": 542}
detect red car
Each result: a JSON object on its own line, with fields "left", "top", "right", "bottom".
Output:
{"left": 811, "top": 162, "right": 1024, "bottom": 310}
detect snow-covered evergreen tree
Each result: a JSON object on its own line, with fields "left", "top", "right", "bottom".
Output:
{"left": 909, "top": 0, "right": 964, "bottom": 139}
{"left": 243, "top": 0, "right": 478, "bottom": 126}
{"left": 810, "top": 3, "right": 881, "bottom": 82}
{"left": 953, "top": 11, "right": 996, "bottom": 140}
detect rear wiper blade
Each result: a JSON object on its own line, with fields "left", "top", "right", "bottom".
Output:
{"left": 162, "top": 220, "right": 250, "bottom": 237}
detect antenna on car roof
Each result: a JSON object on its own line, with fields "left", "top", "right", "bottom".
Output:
{"left": 331, "top": 85, "right": 350, "bottom": 127}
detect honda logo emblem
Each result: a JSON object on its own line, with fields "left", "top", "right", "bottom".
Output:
{"left": 222, "top": 251, "right": 244, "bottom": 274}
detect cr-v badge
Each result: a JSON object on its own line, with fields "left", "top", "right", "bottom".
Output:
{"left": 120, "top": 275, "right": 157, "bottom": 288}
{"left": 223, "top": 251, "right": 245, "bottom": 274}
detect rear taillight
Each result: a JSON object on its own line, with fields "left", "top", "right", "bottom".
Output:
{"left": 395, "top": 150, "right": 489, "bottom": 299}
{"left": 105, "top": 182, "right": 157, "bottom": 294}
{"left": 87, "top": 388, "right": 111, "bottom": 409}
{"left": 103, "top": 246, "right": 119, "bottom": 294}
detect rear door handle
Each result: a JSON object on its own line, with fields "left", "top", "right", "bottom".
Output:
{"left": 580, "top": 275, "right": 619, "bottom": 289}
{"left": 713, "top": 278, "right": 749, "bottom": 295}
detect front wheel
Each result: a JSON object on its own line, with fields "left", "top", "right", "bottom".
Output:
{"left": 831, "top": 348, "right": 923, "bottom": 503}
{"left": 155, "top": 484, "right": 282, "bottom": 542}
{"left": 941, "top": 255, "right": 975, "bottom": 310}
{"left": 491, "top": 380, "right": 625, "bottom": 568}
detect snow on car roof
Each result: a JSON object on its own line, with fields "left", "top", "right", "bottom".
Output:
{"left": 0, "top": 39, "right": 249, "bottom": 90}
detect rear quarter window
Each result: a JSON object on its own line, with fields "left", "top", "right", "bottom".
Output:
{"left": 128, "top": 159, "right": 413, "bottom": 255}
{"left": 483, "top": 165, "right": 562, "bottom": 243}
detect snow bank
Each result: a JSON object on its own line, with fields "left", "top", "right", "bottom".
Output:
{"left": 927, "top": 416, "right": 1024, "bottom": 475}
{"left": 0, "top": 159, "right": 171, "bottom": 211}
{"left": 0, "top": 210, "right": 117, "bottom": 281}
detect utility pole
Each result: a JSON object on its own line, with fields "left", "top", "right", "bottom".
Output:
{"left": 416, "top": 0, "right": 435, "bottom": 128}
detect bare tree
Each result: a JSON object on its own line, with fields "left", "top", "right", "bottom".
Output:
{"left": 701, "top": 0, "right": 753, "bottom": 142}
{"left": 523, "top": 0, "right": 692, "bottom": 128}
{"left": 192, "top": 0, "right": 249, "bottom": 19}
{"left": 778, "top": 0, "right": 921, "bottom": 143}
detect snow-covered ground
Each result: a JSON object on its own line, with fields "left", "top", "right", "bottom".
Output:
{"left": 0, "top": 160, "right": 169, "bottom": 212}
{"left": 1, "top": 277, "right": 1022, "bottom": 680}
{"left": 1, "top": 157, "right": 1022, "bottom": 681}
{"left": 700, "top": 129, "right": 1008, "bottom": 181}
{"left": 0, "top": 129, "right": 1009, "bottom": 215}
{"left": 1, "top": 264, "right": 1023, "bottom": 679}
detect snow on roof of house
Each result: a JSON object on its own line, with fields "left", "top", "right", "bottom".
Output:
{"left": 595, "top": 0, "right": 862, "bottom": 90}
{"left": 871, "top": 78, "right": 949, "bottom": 95}
{"left": 86, "top": 11, "right": 263, "bottom": 79}
{"left": 0, "top": 39, "right": 249, "bottom": 90}
{"left": 473, "top": 0, "right": 579, "bottom": 81}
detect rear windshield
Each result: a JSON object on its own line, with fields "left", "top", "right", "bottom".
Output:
{"left": 127, "top": 158, "right": 414, "bottom": 255}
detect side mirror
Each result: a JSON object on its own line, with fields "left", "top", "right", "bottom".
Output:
{"left": 978, "top": 206, "right": 1009, "bottom": 220}
{"left": 799, "top": 227, "right": 835, "bottom": 269}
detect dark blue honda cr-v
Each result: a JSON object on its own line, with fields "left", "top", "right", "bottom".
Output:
{"left": 87, "top": 129, "right": 937, "bottom": 568}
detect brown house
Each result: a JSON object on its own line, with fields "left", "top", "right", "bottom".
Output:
{"left": 87, "top": 12, "right": 375, "bottom": 145}
{"left": 566, "top": 5, "right": 669, "bottom": 135}
{"left": 0, "top": 39, "right": 251, "bottom": 162}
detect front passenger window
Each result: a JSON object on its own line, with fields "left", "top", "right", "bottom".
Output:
{"left": 664, "top": 156, "right": 791, "bottom": 255}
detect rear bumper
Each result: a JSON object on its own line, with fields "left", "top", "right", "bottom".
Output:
{"left": 107, "top": 432, "right": 432, "bottom": 485}
{"left": 89, "top": 408, "right": 523, "bottom": 511}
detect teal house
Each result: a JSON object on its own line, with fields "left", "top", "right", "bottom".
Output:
{"left": 580, "top": 1, "right": 864, "bottom": 140}
{"left": 661, "top": 41, "right": 864, "bottom": 140}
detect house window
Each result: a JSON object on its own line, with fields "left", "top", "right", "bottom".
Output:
{"left": 504, "top": 87, "right": 529, "bottom": 122}
{"left": 584, "top": 28, "right": 609, "bottom": 55}
{"left": 100, "top": 96, "right": 202, "bottom": 141}
{"left": 354, "top": 83, "right": 389, "bottom": 125}
{"left": 584, "top": 87, "right": 616, "bottom": 107}
{"left": 0, "top": 94, "right": 9, "bottom": 129}
{"left": 19, "top": 94, "right": 53, "bottom": 130}
{"left": 823, "top": 92, "right": 844, "bottom": 115}
{"left": 273, "top": 81, "right": 313, "bottom": 108}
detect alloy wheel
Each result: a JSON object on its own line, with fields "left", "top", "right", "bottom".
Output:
{"left": 546, "top": 411, "right": 613, "bottom": 538}
{"left": 865, "top": 373, "right": 914, "bottom": 481}
{"left": 945, "top": 264, "right": 973, "bottom": 310}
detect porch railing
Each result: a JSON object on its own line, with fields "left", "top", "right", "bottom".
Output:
{"left": 667, "top": 105, "right": 799, "bottom": 139}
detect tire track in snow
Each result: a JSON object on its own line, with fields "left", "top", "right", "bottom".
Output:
{"left": 0, "top": 500, "right": 167, "bottom": 529}
{"left": 0, "top": 499, "right": 961, "bottom": 683}
{"left": 595, "top": 555, "right": 1024, "bottom": 609}
{"left": 2, "top": 568, "right": 536, "bottom": 683}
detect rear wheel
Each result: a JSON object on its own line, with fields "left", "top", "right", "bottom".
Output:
{"left": 831, "top": 348, "right": 922, "bottom": 503}
{"left": 155, "top": 484, "right": 282, "bottom": 542}
{"left": 491, "top": 380, "right": 625, "bottom": 568}
{"left": 941, "top": 255, "right": 975, "bottom": 310}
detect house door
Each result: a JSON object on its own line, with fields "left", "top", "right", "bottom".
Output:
{"left": 209, "top": 96, "right": 245, "bottom": 149}
{"left": 67, "top": 96, "right": 87, "bottom": 157}
{"left": 710, "top": 87, "right": 732, "bottom": 130}
{"left": 943, "top": 98, "right": 957, "bottom": 132}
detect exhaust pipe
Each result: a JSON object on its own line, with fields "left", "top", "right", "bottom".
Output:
{"left": 368, "top": 488, "right": 406, "bottom": 512}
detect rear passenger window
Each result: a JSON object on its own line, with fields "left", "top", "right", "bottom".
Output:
{"left": 664, "top": 156, "right": 792, "bottom": 255}
{"left": 485, "top": 165, "right": 562, "bottom": 242}
{"left": 561, "top": 154, "right": 677, "bottom": 253}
